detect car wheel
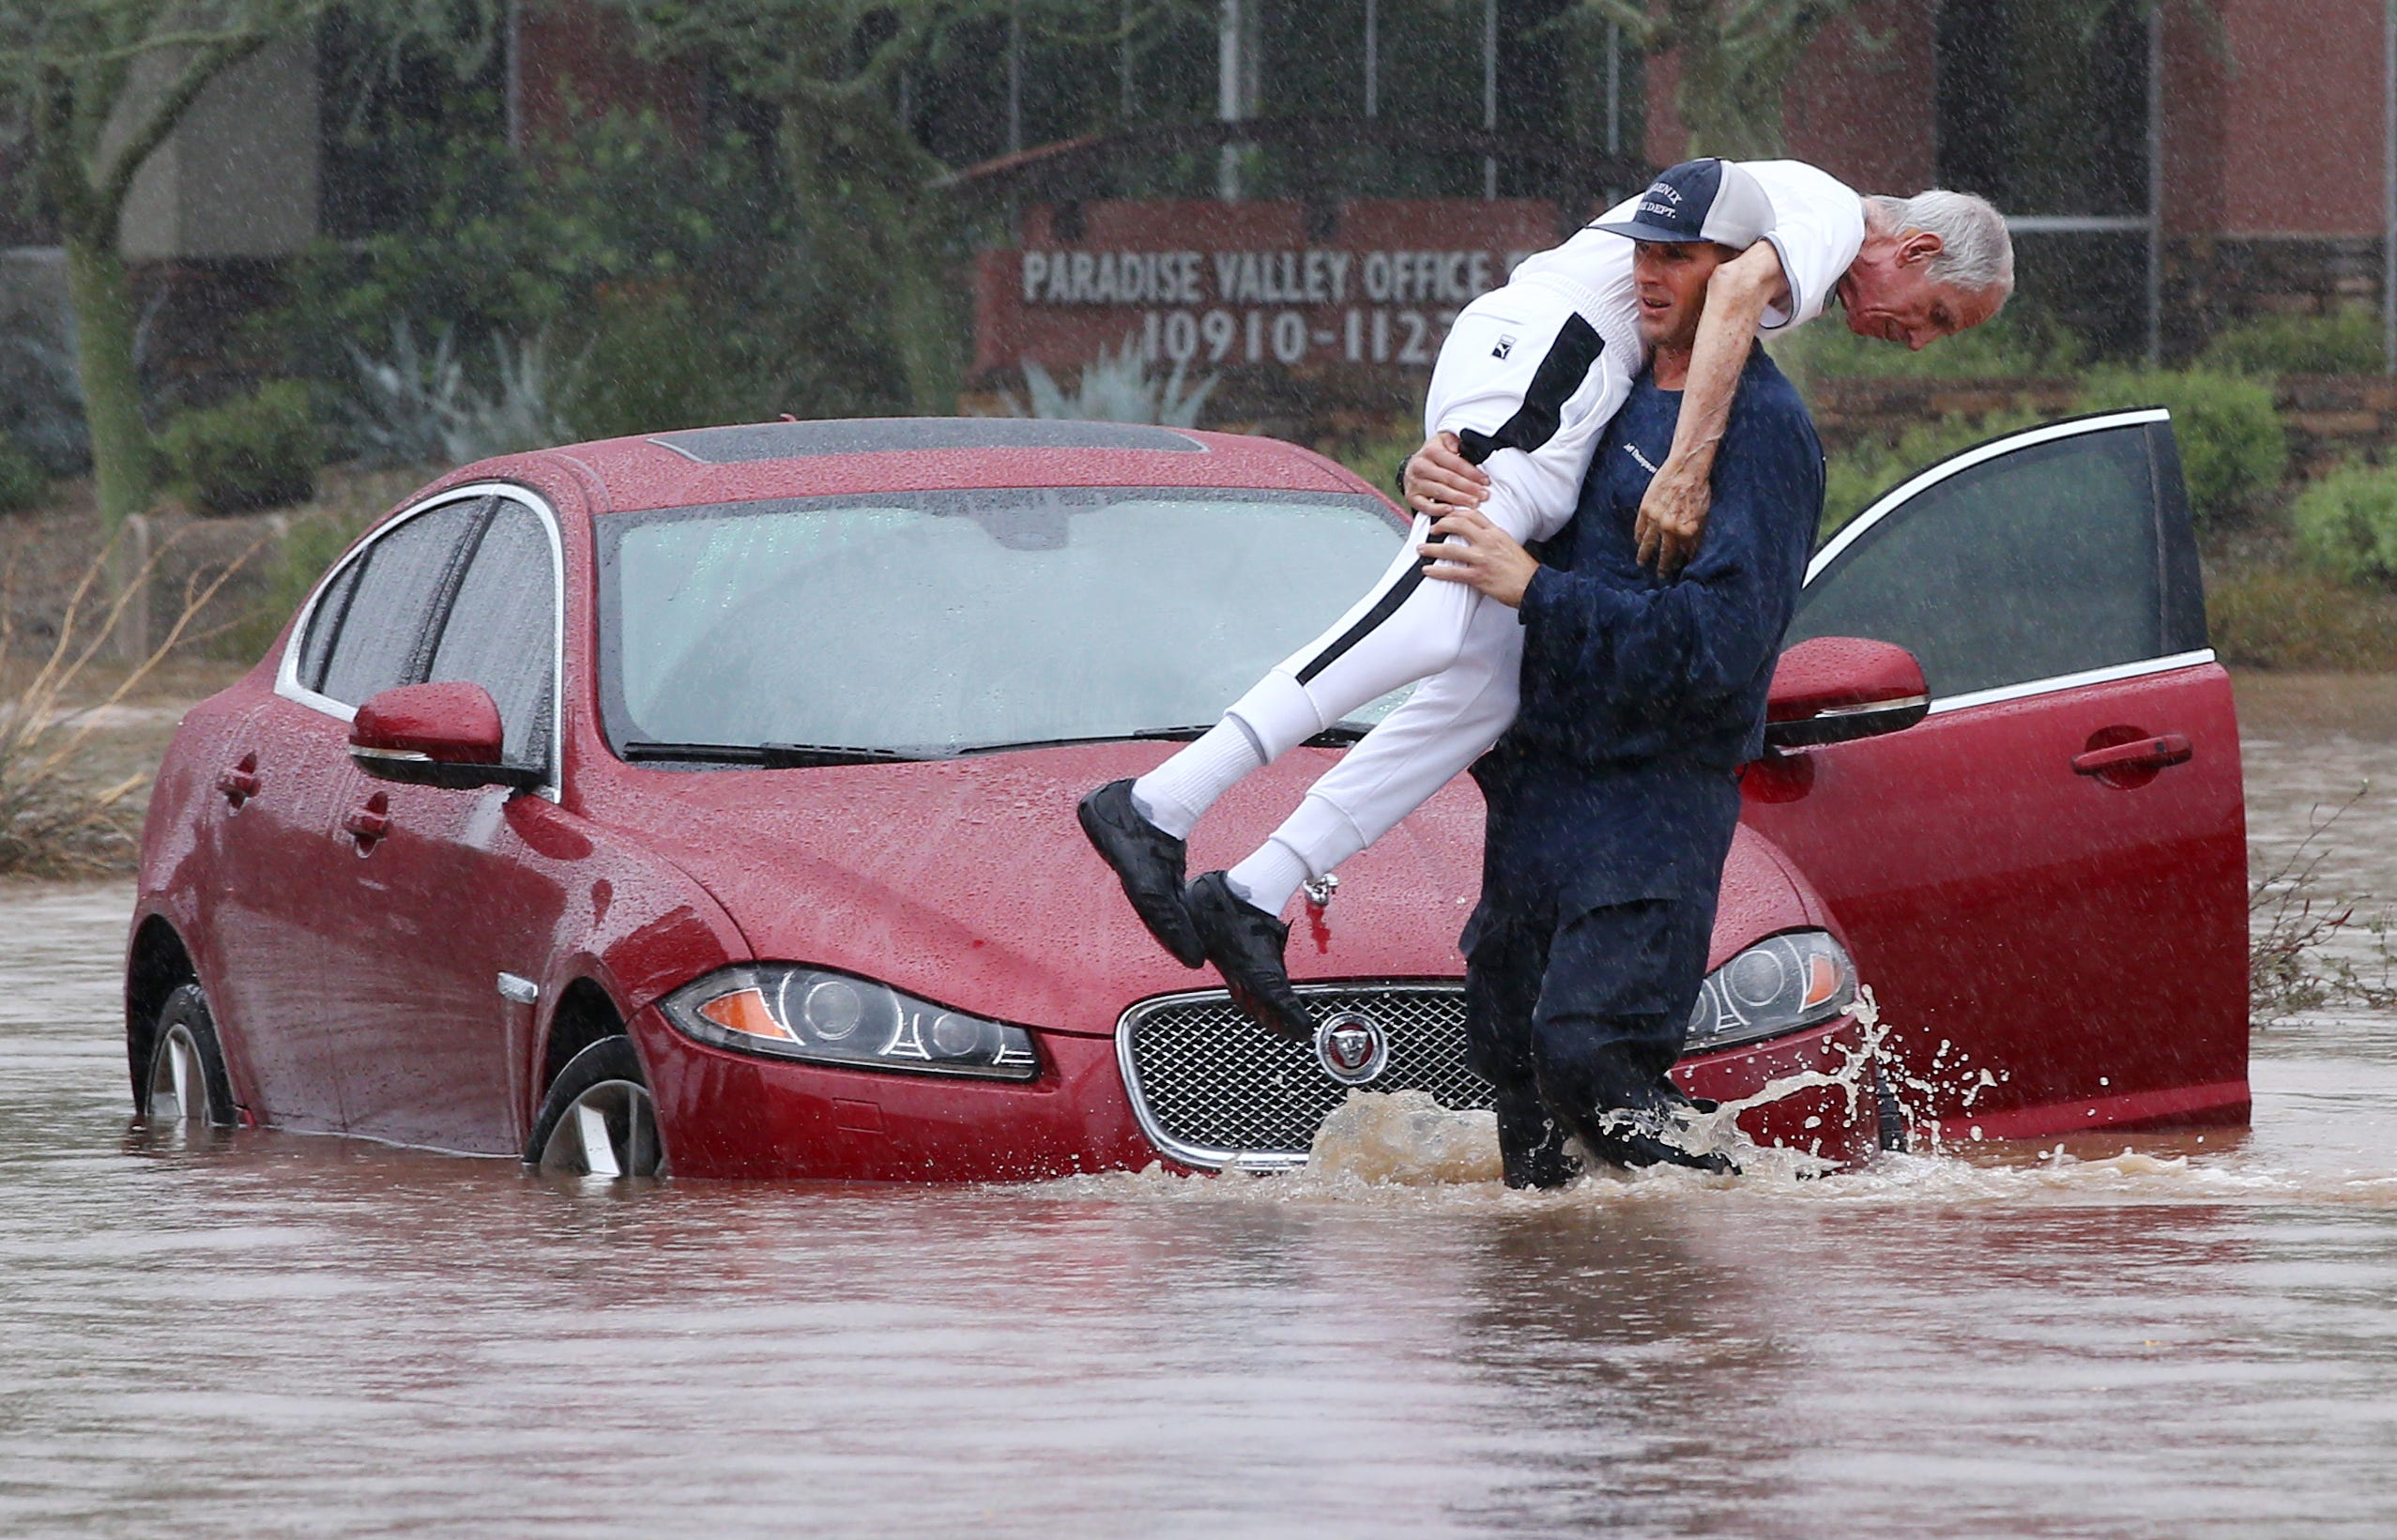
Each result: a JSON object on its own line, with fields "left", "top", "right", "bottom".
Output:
{"left": 1874, "top": 1062, "right": 1910, "bottom": 1153}
{"left": 527, "top": 1036, "right": 665, "bottom": 1178}
{"left": 141, "top": 983, "right": 237, "bottom": 1131}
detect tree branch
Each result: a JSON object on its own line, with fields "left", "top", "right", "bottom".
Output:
{"left": 90, "top": 29, "right": 267, "bottom": 222}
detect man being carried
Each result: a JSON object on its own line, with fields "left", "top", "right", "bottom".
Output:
{"left": 1413, "top": 215, "right": 1826, "bottom": 1183}
{"left": 1081, "top": 158, "right": 2009, "bottom": 1042}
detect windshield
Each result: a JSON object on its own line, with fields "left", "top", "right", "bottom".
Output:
{"left": 597, "top": 487, "right": 1409, "bottom": 758}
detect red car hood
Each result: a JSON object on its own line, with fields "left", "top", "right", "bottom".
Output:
{"left": 581, "top": 742, "right": 1809, "bottom": 1037}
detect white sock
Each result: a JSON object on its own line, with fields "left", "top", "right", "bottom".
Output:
{"left": 1131, "top": 719, "right": 1262, "bottom": 839}
{"left": 1226, "top": 838, "right": 1314, "bottom": 918}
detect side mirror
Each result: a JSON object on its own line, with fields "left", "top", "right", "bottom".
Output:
{"left": 1763, "top": 637, "right": 1930, "bottom": 751}
{"left": 349, "top": 681, "right": 542, "bottom": 791}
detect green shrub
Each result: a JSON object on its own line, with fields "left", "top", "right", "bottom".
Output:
{"left": 0, "top": 435, "right": 48, "bottom": 513}
{"left": 2206, "top": 557, "right": 2397, "bottom": 669}
{"left": 2077, "top": 367, "right": 2286, "bottom": 526}
{"left": 1335, "top": 429, "right": 1417, "bottom": 505}
{"left": 160, "top": 382, "right": 323, "bottom": 516}
{"left": 2293, "top": 459, "right": 2397, "bottom": 586}
{"left": 566, "top": 285, "right": 799, "bottom": 440}
{"left": 1770, "top": 308, "right": 2084, "bottom": 384}
{"left": 263, "top": 112, "right": 907, "bottom": 428}
{"left": 1821, "top": 407, "right": 2052, "bottom": 538}
{"left": 2202, "top": 308, "right": 2386, "bottom": 376}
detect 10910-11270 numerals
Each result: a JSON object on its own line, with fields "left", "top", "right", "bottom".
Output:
{"left": 1139, "top": 307, "right": 1457, "bottom": 367}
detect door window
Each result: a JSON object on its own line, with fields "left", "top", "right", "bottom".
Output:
{"left": 295, "top": 557, "right": 364, "bottom": 693}
{"left": 425, "top": 500, "right": 557, "bottom": 768}
{"left": 1788, "top": 419, "right": 2201, "bottom": 700}
{"left": 315, "top": 499, "right": 489, "bottom": 706}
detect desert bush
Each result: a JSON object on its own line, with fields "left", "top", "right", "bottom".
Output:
{"left": 2250, "top": 786, "right": 2397, "bottom": 1026}
{"left": 265, "top": 113, "right": 894, "bottom": 429}
{"left": 2203, "top": 308, "right": 2385, "bottom": 376}
{"left": 1336, "top": 429, "right": 1418, "bottom": 505}
{"left": 565, "top": 285, "right": 798, "bottom": 441}
{"left": 0, "top": 533, "right": 257, "bottom": 876}
{"left": 0, "top": 435, "right": 48, "bottom": 512}
{"left": 2205, "top": 557, "right": 2397, "bottom": 670}
{"left": 2077, "top": 367, "right": 2287, "bottom": 526}
{"left": 1820, "top": 407, "right": 2052, "bottom": 538}
{"left": 160, "top": 382, "right": 323, "bottom": 515}
{"left": 2292, "top": 459, "right": 2397, "bottom": 586}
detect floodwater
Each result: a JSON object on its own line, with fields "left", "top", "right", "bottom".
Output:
{"left": 5, "top": 677, "right": 2396, "bottom": 1538}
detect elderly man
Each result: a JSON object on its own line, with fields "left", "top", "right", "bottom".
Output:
{"left": 1082, "top": 159, "right": 2009, "bottom": 1046}
{"left": 1416, "top": 211, "right": 1827, "bottom": 1183}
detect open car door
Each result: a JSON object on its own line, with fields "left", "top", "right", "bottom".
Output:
{"left": 1742, "top": 409, "right": 2249, "bottom": 1140}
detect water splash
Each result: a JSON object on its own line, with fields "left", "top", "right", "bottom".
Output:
{"left": 1304, "top": 1090, "right": 1503, "bottom": 1185}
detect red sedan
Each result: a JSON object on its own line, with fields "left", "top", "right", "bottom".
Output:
{"left": 127, "top": 412, "right": 2247, "bottom": 1179}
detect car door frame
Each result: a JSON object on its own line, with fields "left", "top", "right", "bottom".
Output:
{"left": 1806, "top": 406, "right": 2212, "bottom": 694}
{"left": 1744, "top": 406, "right": 2250, "bottom": 1139}
{"left": 271, "top": 482, "right": 573, "bottom": 1151}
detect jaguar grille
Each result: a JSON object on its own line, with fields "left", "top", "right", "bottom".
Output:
{"left": 1116, "top": 983, "right": 1489, "bottom": 1168}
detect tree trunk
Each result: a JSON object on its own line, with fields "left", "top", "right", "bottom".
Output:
{"left": 62, "top": 231, "right": 156, "bottom": 526}
{"left": 873, "top": 194, "right": 962, "bottom": 416}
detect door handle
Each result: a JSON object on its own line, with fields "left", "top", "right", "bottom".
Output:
{"left": 217, "top": 760, "right": 261, "bottom": 805}
{"left": 343, "top": 804, "right": 390, "bottom": 843}
{"left": 2072, "top": 733, "right": 2192, "bottom": 777}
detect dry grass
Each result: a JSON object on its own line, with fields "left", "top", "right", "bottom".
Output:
{"left": 2250, "top": 785, "right": 2397, "bottom": 1026}
{"left": 0, "top": 529, "right": 262, "bottom": 877}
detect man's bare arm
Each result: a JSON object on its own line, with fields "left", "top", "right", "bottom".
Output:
{"left": 1634, "top": 241, "right": 1789, "bottom": 576}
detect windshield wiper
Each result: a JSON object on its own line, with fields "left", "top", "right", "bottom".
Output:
{"left": 619, "top": 740, "right": 927, "bottom": 768}
{"left": 952, "top": 722, "right": 1377, "bottom": 757}
{"left": 951, "top": 725, "right": 1216, "bottom": 756}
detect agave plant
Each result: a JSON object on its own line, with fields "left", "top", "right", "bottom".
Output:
{"left": 343, "top": 321, "right": 584, "bottom": 467}
{"left": 343, "top": 320, "right": 466, "bottom": 467}
{"left": 1001, "top": 338, "right": 1218, "bottom": 428}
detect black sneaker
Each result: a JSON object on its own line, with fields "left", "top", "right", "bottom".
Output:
{"left": 1077, "top": 780, "right": 1204, "bottom": 968}
{"left": 1563, "top": 1103, "right": 1740, "bottom": 1177}
{"left": 1494, "top": 1090, "right": 1581, "bottom": 1190}
{"left": 1184, "top": 871, "right": 1313, "bottom": 1043}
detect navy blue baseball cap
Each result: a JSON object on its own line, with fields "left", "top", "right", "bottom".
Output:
{"left": 1592, "top": 158, "right": 1775, "bottom": 247}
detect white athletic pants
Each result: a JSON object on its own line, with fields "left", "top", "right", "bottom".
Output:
{"left": 1214, "top": 275, "right": 1644, "bottom": 881}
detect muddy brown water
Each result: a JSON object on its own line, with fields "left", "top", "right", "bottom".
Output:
{"left": 4, "top": 675, "right": 2395, "bottom": 1538}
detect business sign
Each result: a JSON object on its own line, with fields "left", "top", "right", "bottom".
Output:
{"left": 971, "top": 199, "right": 1574, "bottom": 381}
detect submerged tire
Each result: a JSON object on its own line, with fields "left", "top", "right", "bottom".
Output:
{"left": 1874, "top": 1062, "right": 1910, "bottom": 1154}
{"left": 140, "top": 983, "right": 237, "bottom": 1130}
{"left": 527, "top": 1036, "right": 665, "bottom": 1178}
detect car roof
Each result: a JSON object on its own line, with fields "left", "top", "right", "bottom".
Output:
{"left": 526, "top": 418, "right": 1371, "bottom": 514}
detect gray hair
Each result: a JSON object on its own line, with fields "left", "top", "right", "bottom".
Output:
{"left": 1865, "top": 191, "right": 2015, "bottom": 298}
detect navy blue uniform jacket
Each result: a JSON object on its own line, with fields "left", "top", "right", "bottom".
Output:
{"left": 1467, "top": 343, "right": 1824, "bottom": 944}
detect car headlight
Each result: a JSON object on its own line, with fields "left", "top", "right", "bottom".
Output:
{"left": 659, "top": 966, "right": 1040, "bottom": 1081}
{"left": 1685, "top": 930, "right": 1856, "bottom": 1054}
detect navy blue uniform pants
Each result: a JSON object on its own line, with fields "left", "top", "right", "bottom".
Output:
{"left": 1462, "top": 893, "right": 1717, "bottom": 1145}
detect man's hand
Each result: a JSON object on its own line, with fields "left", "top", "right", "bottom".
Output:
{"left": 1419, "top": 506, "right": 1538, "bottom": 608}
{"left": 1402, "top": 431, "right": 1489, "bottom": 516}
{"left": 1633, "top": 457, "right": 1713, "bottom": 578}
